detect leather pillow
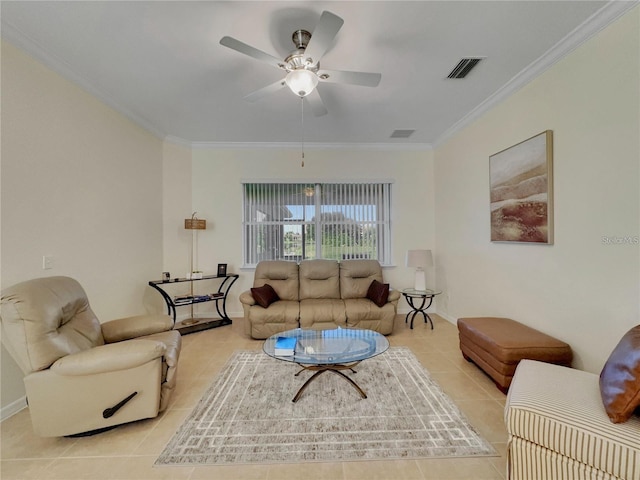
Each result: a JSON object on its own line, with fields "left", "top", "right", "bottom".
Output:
{"left": 599, "top": 325, "right": 640, "bottom": 423}
{"left": 250, "top": 284, "right": 280, "bottom": 308}
{"left": 366, "top": 279, "right": 389, "bottom": 308}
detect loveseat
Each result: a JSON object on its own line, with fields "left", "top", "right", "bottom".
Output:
{"left": 239, "top": 259, "right": 400, "bottom": 339}
{"left": 505, "top": 325, "right": 640, "bottom": 479}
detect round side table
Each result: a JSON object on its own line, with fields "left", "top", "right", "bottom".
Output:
{"left": 401, "top": 288, "right": 442, "bottom": 329}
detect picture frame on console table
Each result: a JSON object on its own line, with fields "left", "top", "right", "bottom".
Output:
{"left": 489, "top": 130, "right": 553, "bottom": 244}
{"left": 217, "top": 263, "right": 227, "bottom": 276}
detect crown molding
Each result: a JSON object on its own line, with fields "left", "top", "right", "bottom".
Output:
{"left": 1, "top": 21, "right": 168, "bottom": 140}
{"left": 165, "top": 137, "right": 433, "bottom": 151}
{"left": 433, "top": 0, "right": 639, "bottom": 148}
{"left": 163, "top": 135, "right": 194, "bottom": 148}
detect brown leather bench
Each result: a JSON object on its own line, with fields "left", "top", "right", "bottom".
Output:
{"left": 457, "top": 317, "right": 573, "bottom": 393}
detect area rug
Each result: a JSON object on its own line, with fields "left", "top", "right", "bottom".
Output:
{"left": 156, "top": 347, "right": 497, "bottom": 466}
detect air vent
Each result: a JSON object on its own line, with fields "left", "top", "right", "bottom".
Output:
{"left": 447, "top": 57, "right": 484, "bottom": 79}
{"left": 390, "top": 129, "right": 415, "bottom": 139}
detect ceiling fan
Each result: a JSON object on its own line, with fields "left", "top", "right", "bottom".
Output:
{"left": 219, "top": 11, "right": 382, "bottom": 116}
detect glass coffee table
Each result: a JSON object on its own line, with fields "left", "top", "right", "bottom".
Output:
{"left": 263, "top": 328, "right": 389, "bottom": 403}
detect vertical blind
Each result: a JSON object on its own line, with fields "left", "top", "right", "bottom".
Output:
{"left": 243, "top": 182, "right": 391, "bottom": 266}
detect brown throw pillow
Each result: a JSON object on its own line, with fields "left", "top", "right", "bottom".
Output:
{"left": 599, "top": 325, "right": 640, "bottom": 423}
{"left": 250, "top": 284, "right": 280, "bottom": 308}
{"left": 367, "top": 279, "right": 389, "bottom": 308}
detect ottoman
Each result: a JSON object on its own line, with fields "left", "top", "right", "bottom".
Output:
{"left": 457, "top": 317, "right": 573, "bottom": 393}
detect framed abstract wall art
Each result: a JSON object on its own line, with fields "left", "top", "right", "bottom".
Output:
{"left": 490, "top": 130, "right": 553, "bottom": 244}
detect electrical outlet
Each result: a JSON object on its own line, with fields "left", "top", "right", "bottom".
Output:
{"left": 42, "top": 255, "right": 53, "bottom": 270}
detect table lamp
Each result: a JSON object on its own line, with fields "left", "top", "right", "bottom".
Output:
{"left": 406, "top": 249, "right": 432, "bottom": 291}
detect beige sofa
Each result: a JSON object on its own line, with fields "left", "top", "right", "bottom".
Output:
{"left": 505, "top": 325, "right": 640, "bottom": 480}
{"left": 239, "top": 259, "right": 400, "bottom": 339}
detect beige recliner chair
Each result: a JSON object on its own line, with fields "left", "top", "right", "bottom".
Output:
{"left": 0, "top": 276, "right": 181, "bottom": 437}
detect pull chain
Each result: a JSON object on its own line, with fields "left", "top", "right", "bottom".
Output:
{"left": 300, "top": 96, "right": 305, "bottom": 167}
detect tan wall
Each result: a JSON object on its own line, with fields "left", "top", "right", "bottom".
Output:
{"left": 1, "top": 42, "right": 164, "bottom": 414}
{"left": 434, "top": 8, "right": 639, "bottom": 373}
{"left": 162, "top": 141, "right": 193, "bottom": 277}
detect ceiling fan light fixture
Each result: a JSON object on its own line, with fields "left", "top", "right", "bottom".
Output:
{"left": 220, "top": 10, "right": 380, "bottom": 112}
{"left": 285, "top": 69, "right": 318, "bottom": 97}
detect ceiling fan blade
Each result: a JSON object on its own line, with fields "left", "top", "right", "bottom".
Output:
{"left": 302, "top": 11, "right": 344, "bottom": 66}
{"left": 220, "top": 36, "right": 284, "bottom": 70}
{"left": 317, "top": 69, "right": 381, "bottom": 88}
{"left": 305, "top": 89, "right": 328, "bottom": 117}
{"left": 244, "top": 79, "right": 287, "bottom": 103}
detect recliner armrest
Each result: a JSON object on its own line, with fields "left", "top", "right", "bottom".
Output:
{"left": 388, "top": 289, "right": 401, "bottom": 302}
{"left": 101, "top": 314, "right": 173, "bottom": 343}
{"left": 239, "top": 290, "right": 256, "bottom": 306}
{"left": 50, "top": 339, "right": 166, "bottom": 376}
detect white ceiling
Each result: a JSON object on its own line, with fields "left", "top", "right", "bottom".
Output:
{"left": 1, "top": 1, "right": 633, "bottom": 147}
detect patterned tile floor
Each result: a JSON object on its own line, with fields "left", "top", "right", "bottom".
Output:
{"left": 1, "top": 314, "right": 508, "bottom": 479}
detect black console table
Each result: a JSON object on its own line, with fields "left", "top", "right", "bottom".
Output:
{"left": 148, "top": 274, "right": 239, "bottom": 335}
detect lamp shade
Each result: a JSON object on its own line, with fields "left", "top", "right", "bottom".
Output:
{"left": 406, "top": 249, "right": 433, "bottom": 269}
{"left": 184, "top": 212, "right": 206, "bottom": 230}
{"left": 285, "top": 69, "right": 318, "bottom": 97}
{"left": 184, "top": 218, "right": 206, "bottom": 230}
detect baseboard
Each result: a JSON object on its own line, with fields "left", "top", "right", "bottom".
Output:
{"left": 437, "top": 312, "right": 458, "bottom": 325}
{"left": 1, "top": 396, "right": 27, "bottom": 422}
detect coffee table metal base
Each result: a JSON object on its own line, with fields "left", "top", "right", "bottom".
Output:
{"left": 292, "top": 362, "right": 365, "bottom": 403}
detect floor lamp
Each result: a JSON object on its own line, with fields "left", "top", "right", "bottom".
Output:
{"left": 406, "top": 249, "right": 432, "bottom": 291}
{"left": 184, "top": 212, "right": 206, "bottom": 323}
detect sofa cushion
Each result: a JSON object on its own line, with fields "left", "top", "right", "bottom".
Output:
{"left": 506, "top": 359, "right": 640, "bottom": 480}
{"left": 251, "top": 284, "right": 280, "bottom": 308}
{"left": 599, "top": 325, "right": 640, "bottom": 423}
{"left": 340, "top": 260, "right": 384, "bottom": 299}
{"left": 366, "top": 280, "right": 389, "bottom": 307}
{"left": 253, "top": 261, "right": 299, "bottom": 301}
{"left": 299, "top": 298, "right": 347, "bottom": 329}
{"left": 246, "top": 300, "right": 300, "bottom": 338}
{"left": 344, "top": 298, "right": 395, "bottom": 334}
{"left": 299, "top": 259, "right": 340, "bottom": 300}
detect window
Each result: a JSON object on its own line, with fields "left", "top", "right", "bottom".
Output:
{"left": 243, "top": 182, "right": 391, "bottom": 266}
